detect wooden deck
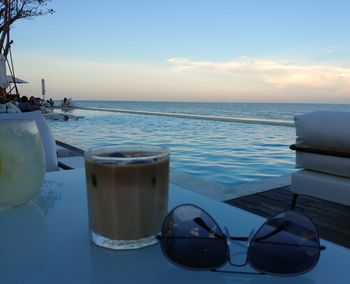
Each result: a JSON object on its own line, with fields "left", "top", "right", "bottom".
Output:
{"left": 225, "top": 186, "right": 350, "bottom": 249}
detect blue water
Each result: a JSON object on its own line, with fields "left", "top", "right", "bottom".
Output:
{"left": 48, "top": 101, "right": 350, "bottom": 186}
{"left": 73, "top": 101, "right": 350, "bottom": 121}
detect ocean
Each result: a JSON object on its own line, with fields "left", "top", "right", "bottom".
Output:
{"left": 48, "top": 101, "right": 350, "bottom": 186}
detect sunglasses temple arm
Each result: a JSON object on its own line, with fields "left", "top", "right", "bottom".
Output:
{"left": 253, "top": 220, "right": 315, "bottom": 243}
{"left": 193, "top": 218, "right": 256, "bottom": 243}
{"left": 253, "top": 225, "right": 284, "bottom": 242}
{"left": 193, "top": 217, "right": 229, "bottom": 239}
{"left": 245, "top": 226, "right": 327, "bottom": 251}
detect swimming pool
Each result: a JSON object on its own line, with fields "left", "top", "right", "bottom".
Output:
{"left": 48, "top": 106, "right": 296, "bottom": 186}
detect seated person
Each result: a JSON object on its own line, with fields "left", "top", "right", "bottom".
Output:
{"left": 48, "top": 98, "right": 54, "bottom": 107}
{"left": 61, "top": 97, "right": 70, "bottom": 107}
{"left": 34, "top": 97, "right": 44, "bottom": 106}
{"left": 18, "top": 96, "right": 41, "bottom": 112}
{"left": 29, "top": 96, "right": 36, "bottom": 105}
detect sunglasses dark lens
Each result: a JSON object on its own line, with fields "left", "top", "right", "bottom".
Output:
{"left": 248, "top": 211, "right": 320, "bottom": 275}
{"left": 160, "top": 205, "right": 228, "bottom": 270}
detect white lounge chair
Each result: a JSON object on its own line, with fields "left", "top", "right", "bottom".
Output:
{"left": 290, "top": 111, "right": 350, "bottom": 208}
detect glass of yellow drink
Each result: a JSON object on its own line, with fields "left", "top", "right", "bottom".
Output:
{"left": 0, "top": 120, "right": 45, "bottom": 209}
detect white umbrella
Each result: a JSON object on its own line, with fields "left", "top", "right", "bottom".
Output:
{"left": 41, "top": 78, "right": 46, "bottom": 101}
{"left": 6, "top": 75, "right": 28, "bottom": 84}
{"left": 0, "top": 54, "right": 9, "bottom": 89}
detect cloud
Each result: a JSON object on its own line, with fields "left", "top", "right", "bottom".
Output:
{"left": 14, "top": 51, "right": 239, "bottom": 101}
{"left": 167, "top": 57, "right": 350, "bottom": 90}
{"left": 11, "top": 50, "right": 350, "bottom": 102}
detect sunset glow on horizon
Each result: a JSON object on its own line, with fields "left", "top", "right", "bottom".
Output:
{"left": 10, "top": 0, "right": 350, "bottom": 103}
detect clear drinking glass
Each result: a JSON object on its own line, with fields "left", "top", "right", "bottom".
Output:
{"left": 0, "top": 120, "right": 45, "bottom": 209}
{"left": 85, "top": 145, "right": 170, "bottom": 250}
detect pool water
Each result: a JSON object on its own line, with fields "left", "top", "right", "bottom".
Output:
{"left": 48, "top": 107, "right": 296, "bottom": 186}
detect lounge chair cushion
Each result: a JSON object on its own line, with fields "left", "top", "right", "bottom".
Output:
{"left": 295, "top": 151, "right": 350, "bottom": 178}
{"left": 294, "top": 111, "right": 350, "bottom": 153}
{"left": 0, "top": 103, "right": 7, "bottom": 113}
{"left": 0, "top": 103, "right": 21, "bottom": 113}
{"left": 6, "top": 103, "right": 21, "bottom": 113}
{"left": 291, "top": 170, "right": 350, "bottom": 206}
{"left": 0, "top": 111, "right": 58, "bottom": 171}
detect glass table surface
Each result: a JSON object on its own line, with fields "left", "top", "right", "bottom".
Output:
{"left": 1, "top": 168, "right": 349, "bottom": 284}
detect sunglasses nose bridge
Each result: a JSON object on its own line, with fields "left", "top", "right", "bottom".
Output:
{"left": 224, "top": 226, "right": 250, "bottom": 268}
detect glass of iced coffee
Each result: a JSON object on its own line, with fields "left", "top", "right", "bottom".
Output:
{"left": 85, "top": 145, "right": 170, "bottom": 250}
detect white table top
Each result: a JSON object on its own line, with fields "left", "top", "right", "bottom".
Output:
{"left": 1, "top": 168, "right": 349, "bottom": 284}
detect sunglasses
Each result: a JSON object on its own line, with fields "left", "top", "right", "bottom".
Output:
{"left": 157, "top": 204, "right": 326, "bottom": 276}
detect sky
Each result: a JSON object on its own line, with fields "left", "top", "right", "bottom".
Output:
{"left": 9, "top": 0, "right": 350, "bottom": 103}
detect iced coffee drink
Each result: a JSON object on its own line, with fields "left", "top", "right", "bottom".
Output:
{"left": 85, "top": 145, "right": 169, "bottom": 249}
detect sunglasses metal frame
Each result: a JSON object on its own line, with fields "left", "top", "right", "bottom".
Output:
{"left": 158, "top": 204, "right": 326, "bottom": 276}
